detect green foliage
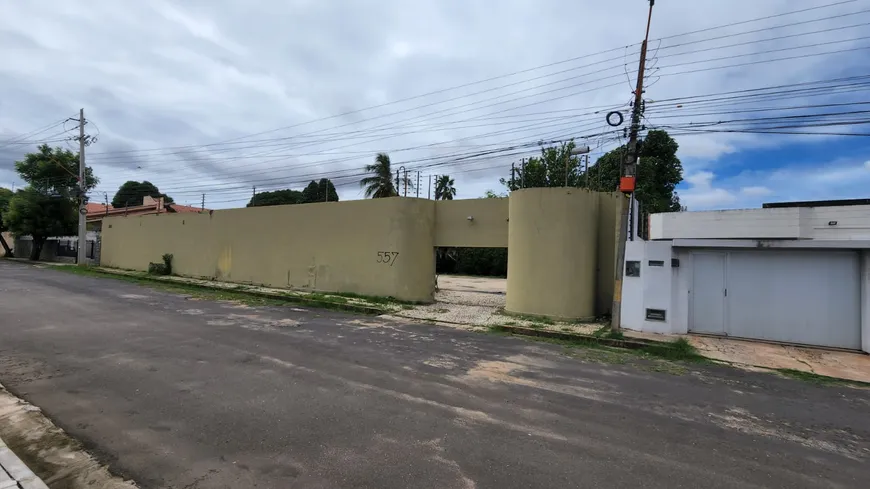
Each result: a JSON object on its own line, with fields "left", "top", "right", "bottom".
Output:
{"left": 584, "top": 130, "right": 684, "bottom": 213}
{"left": 500, "top": 141, "right": 586, "bottom": 190}
{"left": 301, "top": 178, "right": 339, "bottom": 203}
{"left": 0, "top": 187, "right": 12, "bottom": 233}
{"left": 434, "top": 175, "right": 456, "bottom": 200}
{"left": 436, "top": 247, "right": 508, "bottom": 277}
{"left": 111, "top": 181, "right": 173, "bottom": 208}
{"left": 148, "top": 255, "right": 172, "bottom": 275}
{"left": 0, "top": 187, "right": 15, "bottom": 256}
{"left": 162, "top": 253, "right": 173, "bottom": 275}
{"left": 5, "top": 145, "right": 99, "bottom": 261}
{"left": 5, "top": 188, "right": 77, "bottom": 260}
{"left": 247, "top": 189, "right": 303, "bottom": 207}
{"left": 14, "top": 144, "right": 98, "bottom": 196}
{"left": 483, "top": 190, "right": 506, "bottom": 198}
{"left": 361, "top": 153, "right": 405, "bottom": 198}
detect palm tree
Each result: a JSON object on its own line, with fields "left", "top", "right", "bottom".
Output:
{"left": 434, "top": 175, "right": 457, "bottom": 200}
{"left": 360, "top": 153, "right": 398, "bottom": 198}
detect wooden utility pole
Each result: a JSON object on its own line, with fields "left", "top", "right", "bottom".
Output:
{"left": 612, "top": 0, "right": 655, "bottom": 332}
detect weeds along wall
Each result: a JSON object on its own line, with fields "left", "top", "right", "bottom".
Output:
{"left": 101, "top": 198, "right": 437, "bottom": 302}
{"left": 101, "top": 190, "right": 620, "bottom": 312}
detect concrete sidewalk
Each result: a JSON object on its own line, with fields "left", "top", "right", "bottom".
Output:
{"left": 0, "top": 436, "right": 48, "bottom": 489}
{"left": 626, "top": 330, "right": 870, "bottom": 384}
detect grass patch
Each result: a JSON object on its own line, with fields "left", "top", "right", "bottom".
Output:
{"left": 51, "top": 265, "right": 387, "bottom": 314}
{"left": 330, "top": 291, "right": 420, "bottom": 306}
{"left": 591, "top": 325, "right": 624, "bottom": 340}
{"left": 776, "top": 368, "right": 869, "bottom": 387}
{"left": 638, "top": 337, "right": 706, "bottom": 362}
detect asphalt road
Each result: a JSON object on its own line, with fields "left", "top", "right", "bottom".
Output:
{"left": 0, "top": 261, "right": 868, "bottom": 489}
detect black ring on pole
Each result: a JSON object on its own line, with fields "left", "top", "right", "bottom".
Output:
{"left": 606, "top": 111, "right": 624, "bottom": 127}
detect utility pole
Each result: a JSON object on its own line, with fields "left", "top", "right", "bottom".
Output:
{"left": 251, "top": 186, "right": 256, "bottom": 206}
{"left": 511, "top": 162, "right": 516, "bottom": 189}
{"left": 201, "top": 193, "right": 205, "bottom": 211}
{"left": 428, "top": 175, "right": 432, "bottom": 199}
{"left": 583, "top": 155, "right": 589, "bottom": 189}
{"left": 403, "top": 168, "right": 409, "bottom": 197}
{"left": 520, "top": 159, "right": 526, "bottom": 188}
{"left": 397, "top": 166, "right": 405, "bottom": 197}
{"left": 76, "top": 108, "right": 87, "bottom": 265}
{"left": 612, "top": 0, "right": 655, "bottom": 332}
{"left": 569, "top": 146, "right": 591, "bottom": 187}
{"left": 104, "top": 192, "right": 109, "bottom": 217}
{"left": 416, "top": 172, "right": 420, "bottom": 198}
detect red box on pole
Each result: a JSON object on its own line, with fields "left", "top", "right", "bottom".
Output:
{"left": 619, "top": 176, "right": 636, "bottom": 193}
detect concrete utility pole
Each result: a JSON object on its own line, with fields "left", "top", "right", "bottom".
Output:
{"left": 201, "top": 193, "right": 205, "bottom": 210}
{"left": 76, "top": 108, "right": 87, "bottom": 265}
{"left": 428, "top": 175, "right": 432, "bottom": 199}
{"left": 397, "top": 166, "right": 405, "bottom": 197}
{"left": 612, "top": 0, "right": 655, "bottom": 332}
{"left": 416, "top": 172, "right": 421, "bottom": 198}
{"left": 251, "top": 186, "right": 256, "bottom": 206}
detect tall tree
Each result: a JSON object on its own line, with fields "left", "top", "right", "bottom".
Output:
{"left": 500, "top": 141, "right": 584, "bottom": 190}
{"left": 434, "top": 175, "right": 457, "bottom": 200}
{"left": 0, "top": 187, "right": 13, "bottom": 256}
{"left": 301, "top": 178, "right": 339, "bottom": 203}
{"left": 361, "top": 153, "right": 399, "bottom": 198}
{"left": 4, "top": 188, "right": 76, "bottom": 260}
{"left": 584, "top": 129, "right": 683, "bottom": 213}
{"left": 111, "top": 180, "right": 174, "bottom": 208}
{"left": 247, "top": 189, "right": 303, "bottom": 207}
{"left": 5, "top": 145, "right": 99, "bottom": 260}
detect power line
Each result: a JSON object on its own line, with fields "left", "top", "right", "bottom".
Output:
{"left": 656, "top": 0, "right": 858, "bottom": 41}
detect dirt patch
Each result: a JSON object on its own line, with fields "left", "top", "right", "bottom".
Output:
{"left": 0, "top": 382, "right": 137, "bottom": 488}
{"left": 455, "top": 355, "right": 611, "bottom": 402}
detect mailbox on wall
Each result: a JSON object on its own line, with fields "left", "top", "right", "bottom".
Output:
{"left": 645, "top": 308, "right": 667, "bottom": 321}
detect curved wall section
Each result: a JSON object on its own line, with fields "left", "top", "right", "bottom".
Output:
{"left": 506, "top": 188, "right": 600, "bottom": 320}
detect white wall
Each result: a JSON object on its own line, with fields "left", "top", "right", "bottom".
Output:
{"left": 862, "top": 251, "right": 870, "bottom": 354}
{"left": 620, "top": 240, "right": 679, "bottom": 335}
{"left": 621, "top": 240, "right": 646, "bottom": 331}
{"left": 801, "top": 207, "right": 870, "bottom": 240}
{"left": 625, "top": 243, "right": 870, "bottom": 353}
{"left": 650, "top": 205, "right": 870, "bottom": 241}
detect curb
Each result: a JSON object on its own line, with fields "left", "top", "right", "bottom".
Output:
{"left": 489, "top": 324, "right": 670, "bottom": 350}
{"left": 87, "top": 268, "right": 390, "bottom": 316}
{"left": 0, "top": 379, "right": 48, "bottom": 489}
{"left": 0, "top": 432, "right": 48, "bottom": 489}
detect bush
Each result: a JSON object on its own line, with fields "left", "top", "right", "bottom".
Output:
{"left": 148, "top": 253, "right": 173, "bottom": 276}
{"left": 162, "top": 253, "right": 173, "bottom": 275}
{"left": 436, "top": 247, "right": 507, "bottom": 277}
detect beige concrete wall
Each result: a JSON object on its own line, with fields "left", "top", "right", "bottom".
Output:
{"left": 505, "top": 188, "right": 600, "bottom": 320}
{"left": 434, "top": 198, "right": 509, "bottom": 248}
{"left": 595, "top": 192, "right": 622, "bottom": 316}
{"left": 101, "top": 198, "right": 437, "bottom": 302}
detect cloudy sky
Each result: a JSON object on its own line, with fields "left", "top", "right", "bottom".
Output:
{"left": 1, "top": 0, "right": 868, "bottom": 210}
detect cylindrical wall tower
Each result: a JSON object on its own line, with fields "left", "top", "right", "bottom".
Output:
{"left": 506, "top": 188, "right": 599, "bottom": 320}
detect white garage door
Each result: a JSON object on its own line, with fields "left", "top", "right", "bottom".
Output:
{"left": 690, "top": 250, "right": 862, "bottom": 350}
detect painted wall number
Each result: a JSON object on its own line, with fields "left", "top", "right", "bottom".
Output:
{"left": 377, "top": 252, "right": 399, "bottom": 266}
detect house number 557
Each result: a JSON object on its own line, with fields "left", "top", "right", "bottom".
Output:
{"left": 377, "top": 252, "right": 399, "bottom": 266}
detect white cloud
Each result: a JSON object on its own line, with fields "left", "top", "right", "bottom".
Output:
{"left": 740, "top": 186, "right": 772, "bottom": 197}
{"left": 680, "top": 158, "right": 870, "bottom": 211}
{"left": 0, "top": 0, "right": 866, "bottom": 205}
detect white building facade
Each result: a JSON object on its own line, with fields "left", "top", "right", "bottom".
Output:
{"left": 621, "top": 200, "right": 870, "bottom": 353}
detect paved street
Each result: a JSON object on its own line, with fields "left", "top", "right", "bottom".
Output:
{"left": 0, "top": 261, "right": 868, "bottom": 489}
